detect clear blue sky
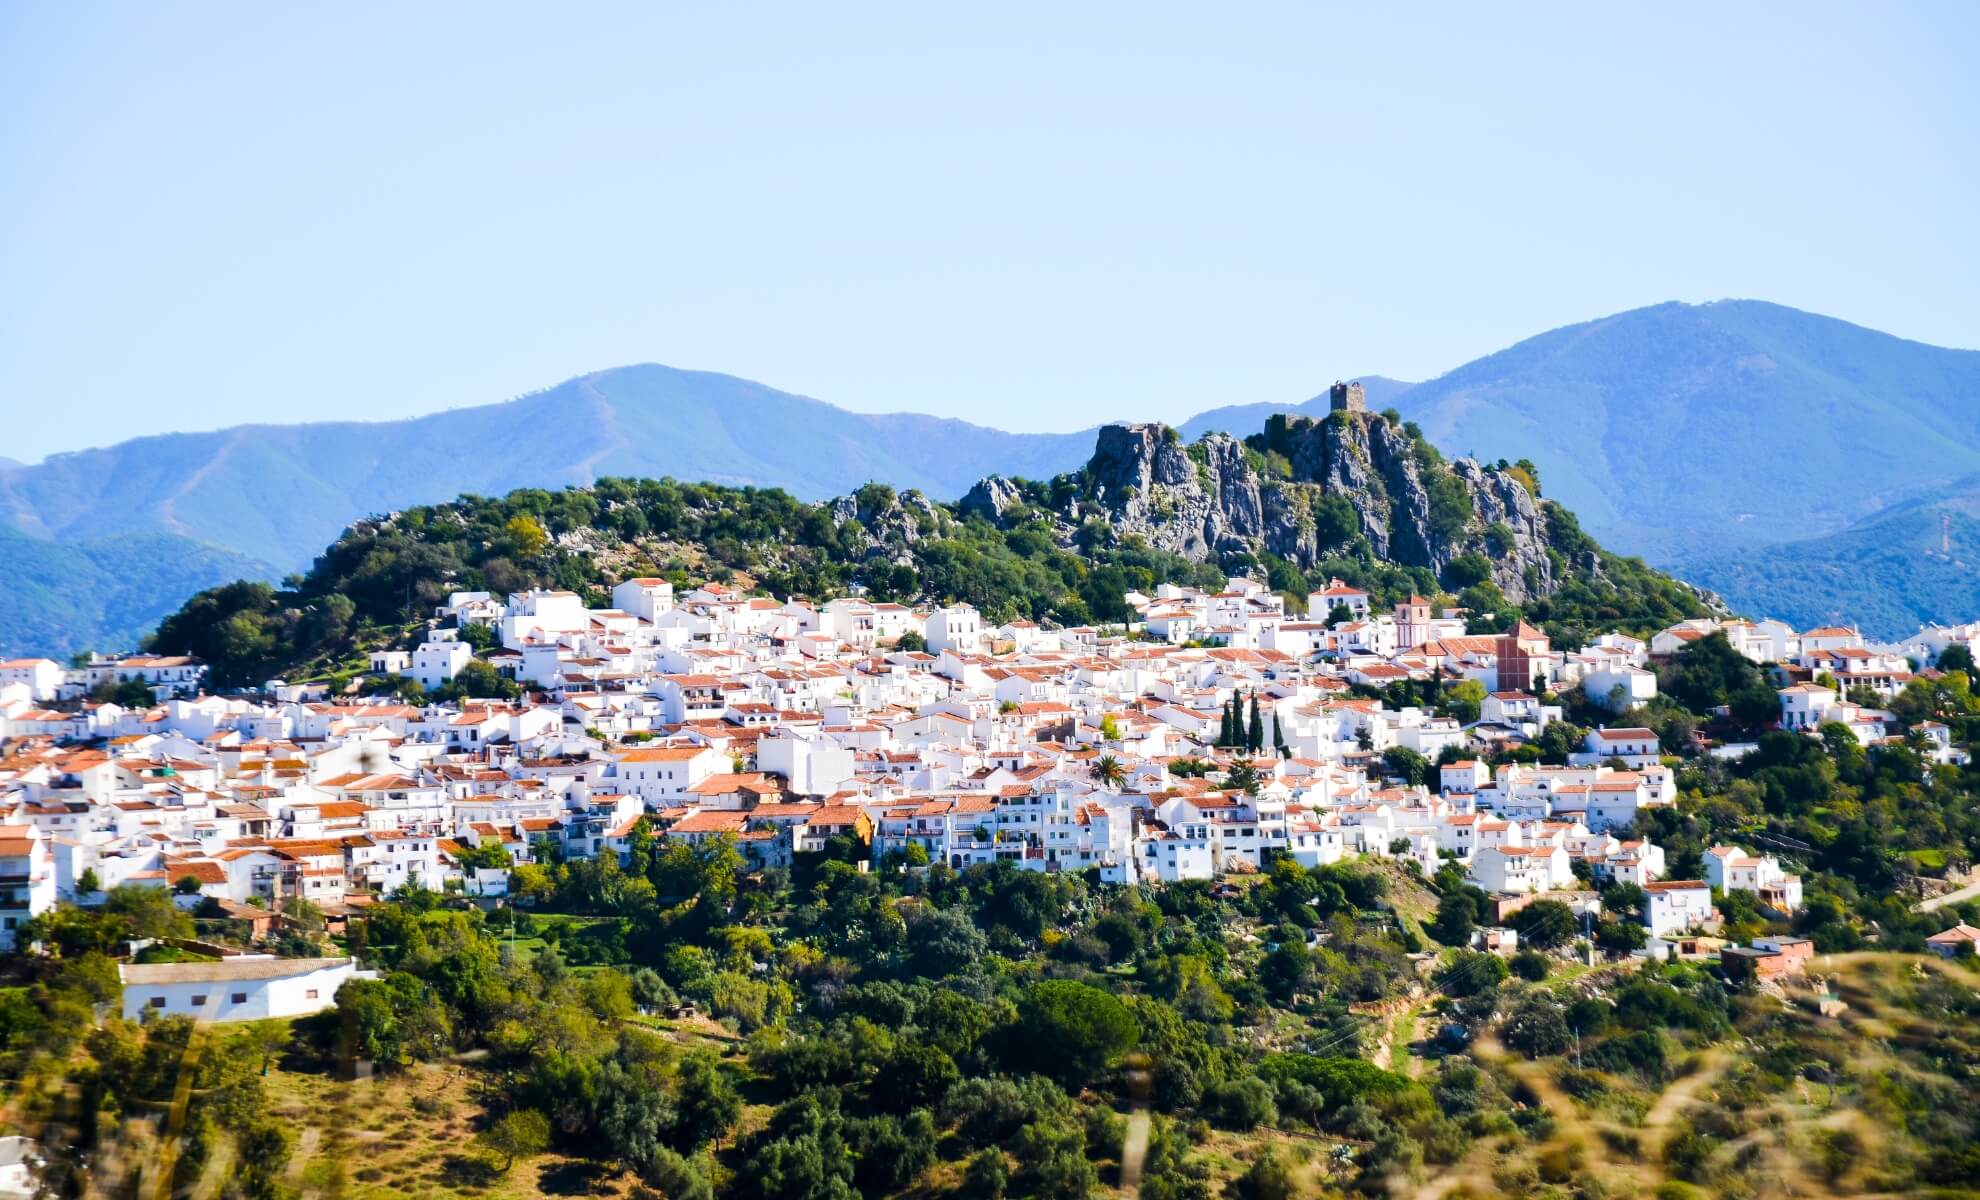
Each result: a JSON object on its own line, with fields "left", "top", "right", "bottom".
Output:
{"left": 3, "top": 3, "right": 1975, "bottom": 462}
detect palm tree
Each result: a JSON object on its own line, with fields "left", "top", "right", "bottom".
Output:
{"left": 1092, "top": 754, "right": 1127, "bottom": 788}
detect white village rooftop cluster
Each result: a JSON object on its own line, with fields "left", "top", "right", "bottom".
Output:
{"left": 3, "top": 580, "right": 1978, "bottom": 1011}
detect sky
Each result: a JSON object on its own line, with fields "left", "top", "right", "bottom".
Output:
{"left": 2, "top": 4, "right": 1976, "bottom": 462}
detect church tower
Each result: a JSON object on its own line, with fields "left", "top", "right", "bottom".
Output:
{"left": 1395, "top": 594, "right": 1432, "bottom": 648}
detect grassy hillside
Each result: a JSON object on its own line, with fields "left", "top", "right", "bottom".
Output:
{"left": 14, "top": 879, "right": 1976, "bottom": 1200}
{"left": 92, "top": 956, "right": 1980, "bottom": 1200}
{"left": 1414, "top": 953, "right": 1980, "bottom": 1199}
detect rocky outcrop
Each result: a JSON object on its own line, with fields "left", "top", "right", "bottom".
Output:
{"left": 959, "top": 476, "right": 1023, "bottom": 527}
{"left": 832, "top": 487, "right": 945, "bottom": 560}
{"left": 1083, "top": 424, "right": 1266, "bottom": 560}
{"left": 989, "top": 414, "right": 1564, "bottom": 603}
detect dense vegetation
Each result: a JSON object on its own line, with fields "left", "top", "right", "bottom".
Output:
{"left": 0, "top": 524, "right": 272, "bottom": 660}
{"left": 147, "top": 460, "right": 1704, "bottom": 688}
{"left": 3, "top": 833, "right": 1483, "bottom": 1198}
{"left": 1680, "top": 502, "right": 1980, "bottom": 638}
{"left": 11, "top": 802, "right": 1978, "bottom": 1198}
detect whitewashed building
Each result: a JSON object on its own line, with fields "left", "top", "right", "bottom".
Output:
{"left": 120, "top": 956, "right": 371, "bottom": 1022}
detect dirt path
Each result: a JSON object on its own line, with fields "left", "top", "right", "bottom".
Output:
{"left": 285, "top": 1126, "right": 322, "bottom": 1189}
{"left": 1407, "top": 1169, "right": 1499, "bottom": 1200}
{"left": 1119, "top": 1110, "right": 1151, "bottom": 1194}
{"left": 1371, "top": 1024, "right": 1395, "bottom": 1071}
{"left": 1376, "top": 998, "right": 1432, "bottom": 1076}
{"left": 1643, "top": 1049, "right": 1728, "bottom": 1132}
{"left": 1917, "top": 875, "right": 1980, "bottom": 913}
{"left": 1119, "top": 1061, "right": 1153, "bottom": 1197}
{"left": 1400, "top": 997, "right": 1440, "bottom": 1078}
{"left": 188, "top": 1142, "right": 233, "bottom": 1200}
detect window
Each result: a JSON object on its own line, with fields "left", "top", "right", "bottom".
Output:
{"left": 305, "top": 989, "right": 319, "bottom": 1000}
{"left": 191, "top": 995, "right": 207, "bottom": 1006}
{"left": 232, "top": 992, "right": 247, "bottom": 1004}
{"left": 149, "top": 996, "right": 166, "bottom": 1008}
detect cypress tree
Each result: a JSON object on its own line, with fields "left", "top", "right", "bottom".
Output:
{"left": 1247, "top": 693, "right": 1264, "bottom": 753}
{"left": 1218, "top": 699, "right": 1235, "bottom": 748}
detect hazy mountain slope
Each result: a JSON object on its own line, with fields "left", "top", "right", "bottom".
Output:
{"left": 1174, "top": 377, "right": 1416, "bottom": 442}
{"left": 1679, "top": 476, "right": 1980, "bottom": 636}
{"left": 1395, "top": 300, "right": 1980, "bottom": 562}
{"left": 0, "top": 365, "right": 1096, "bottom": 571}
{"left": 0, "top": 526, "right": 274, "bottom": 659}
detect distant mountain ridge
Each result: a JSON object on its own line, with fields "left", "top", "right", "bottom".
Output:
{"left": 5, "top": 298, "right": 1977, "bottom": 653}
{"left": 1680, "top": 475, "right": 1980, "bottom": 634}
{"left": 1392, "top": 300, "right": 1980, "bottom": 563}
{"left": 0, "top": 366, "right": 1100, "bottom": 571}
{"left": 0, "top": 525, "right": 273, "bottom": 659}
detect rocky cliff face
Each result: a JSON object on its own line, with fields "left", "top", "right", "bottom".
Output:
{"left": 965, "top": 414, "right": 1564, "bottom": 603}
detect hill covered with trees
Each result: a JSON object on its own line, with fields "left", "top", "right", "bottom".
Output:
{"left": 147, "top": 418, "right": 1708, "bottom": 687}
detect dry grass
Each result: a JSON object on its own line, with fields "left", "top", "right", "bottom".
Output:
{"left": 263, "top": 1061, "right": 640, "bottom": 1200}
{"left": 1395, "top": 954, "right": 1980, "bottom": 1199}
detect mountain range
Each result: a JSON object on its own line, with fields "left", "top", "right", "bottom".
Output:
{"left": 3, "top": 299, "right": 1976, "bottom": 655}
{"left": 1678, "top": 472, "right": 1980, "bottom": 637}
{"left": 1394, "top": 300, "right": 1980, "bottom": 562}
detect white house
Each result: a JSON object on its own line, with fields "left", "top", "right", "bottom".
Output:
{"left": 409, "top": 639, "right": 472, "bottom": 690}
{"left": 1581, "top": 663, "right": 1658, "bottom": 712}
{"left": 1643, "top": 880, "right": 1715, "bottom": 936}
{"left": 1924, "top": 923, "right": 1980, "bottom": 959}
{"left": 1308, "top": 580, "right": 1371, "bottom": 622}
{"left": 1480, "top": 691, "right": 1556, "bottom": 733}
{"left": 1440, "top": 760, "right": 1489, "bottom": 797}
{"left": 612, "top": 577, "right": 676, "bottom": 621}
{"left": 613, "top": 744, "right": 726, "bottom": 805}
{"left": 120, "top": 957, "right": 371, "bottom": 1023}
{"left": 1583, "top": 727, "right": 1661, "bottom": 768}
{"left": 1137, "top": 824, "right": 1216, "bottom": 881}
{"left": 757, "top": 727, "right": 857, "bottom": 798}
{"left": 0, "top": 825, "right": 56, "bottom": 952}
{"left": 1702, "top": 845, "right": 1803, "bottom": 913}
{"left": 1778, "top": 683, "right": 1838, "bottom": 731}
{"left": 0, "top": 659, "right": 63, "bottom": 701}
{"left": 1468, "top": 844, "right": 1572, "bottom": 894}
{"left": 82, "top": 654, "right": 207, "bottom": 699}
{"left": 924, "top": 605, "right": 985, "bottom": 654}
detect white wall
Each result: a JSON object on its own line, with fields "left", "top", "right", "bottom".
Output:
{"left": 120, "top": 959, "right": 368, "bottom": 1022}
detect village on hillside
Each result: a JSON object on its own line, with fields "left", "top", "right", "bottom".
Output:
{"left": 5, "top": 577, "right": 1978, "bottom": 1026}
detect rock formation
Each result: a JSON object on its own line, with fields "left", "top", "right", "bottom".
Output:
{"left": 962, "top": 413, "right": 1564, "bottom": 603}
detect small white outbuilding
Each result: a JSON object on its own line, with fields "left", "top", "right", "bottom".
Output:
{"left": 119, "top": 956, "right": 369, "bottom": 1022}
